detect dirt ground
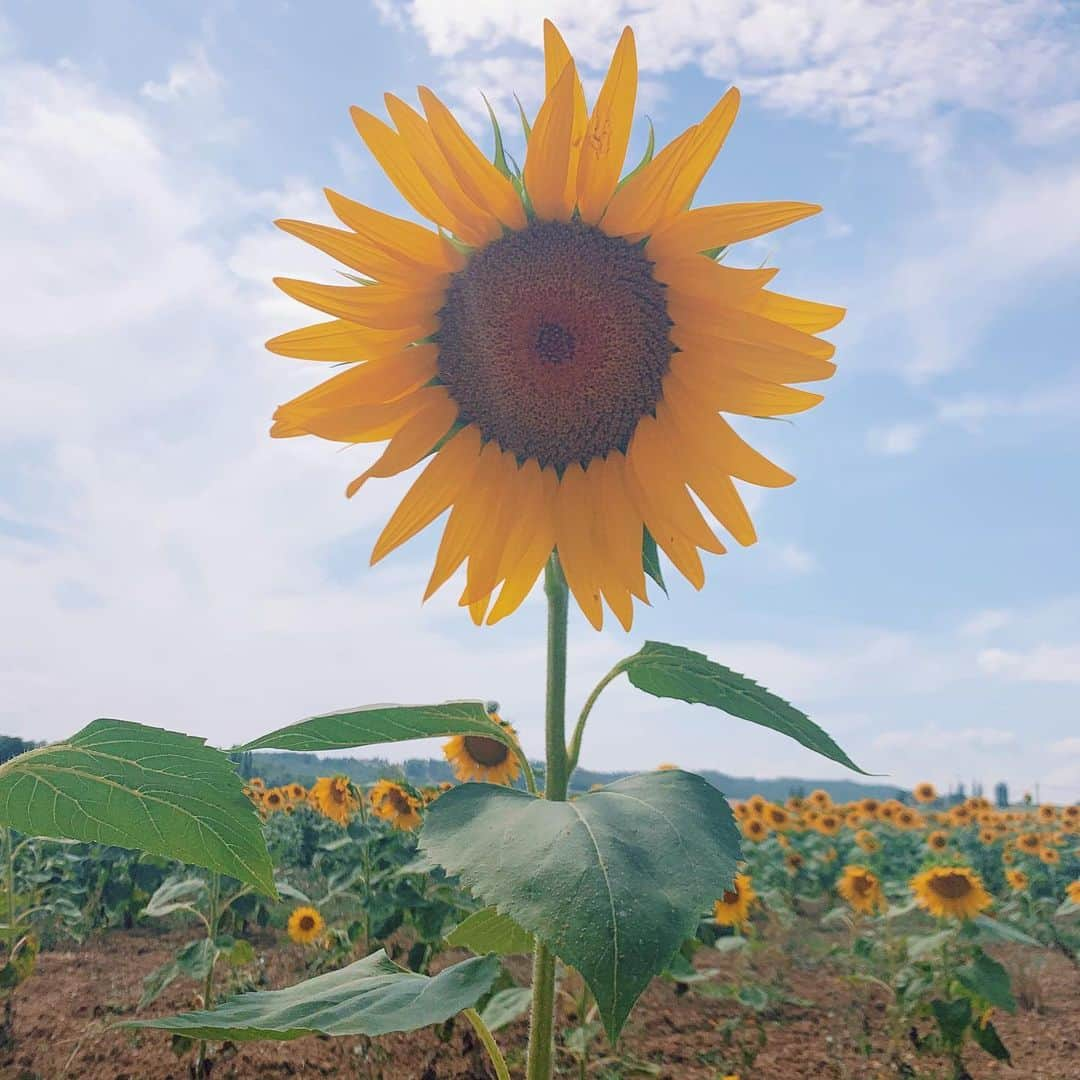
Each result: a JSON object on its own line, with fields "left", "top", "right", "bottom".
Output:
{"left": 2, "top": 928, "right": 1077, "bottom": 1079}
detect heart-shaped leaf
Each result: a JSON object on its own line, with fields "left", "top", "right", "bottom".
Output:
{"left": 624, "top": 642, "right": 865, "bottom": 773}
{"left": 420, "top": 769, "right": 739, "bottom": 1040}
{"left": 240, "top": 701, "right": 501, "bottom": 752}
{"left": 0, "top": 719, "right": 274, "bottom": 894}
{"left": 446, "top": 907, "right": 534, "bottom": 956}
{"left": 131, "top": 949, "right": 500, "bottom": 1040}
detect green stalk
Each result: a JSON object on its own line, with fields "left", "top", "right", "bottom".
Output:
{"left": 566, "top": 658, "right": 631, "bottom": 775}
{"left": 3, "top": 827, "right": 13, "bottom": 960}
{"left": 525, "top": 554, "right": 570, "bottom": 1080}
{"left": 195, "top": 871, "right": 222, "bottom": 1075}
{"left": 464, "top": 1007, "right": 511, "bottom": 1080}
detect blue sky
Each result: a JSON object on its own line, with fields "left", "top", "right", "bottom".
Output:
{"left": 1, "top": 1, "right": 1078, "bottom": 798}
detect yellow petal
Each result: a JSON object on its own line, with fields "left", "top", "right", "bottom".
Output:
{"left": 525, "top": 59, "right": 578, "bottom": 221}
{"left": 275, "top": 219, "right": 448, "bottom": 288}
{"left": 647, "top": 202, "right": 821, "bottom": 259}
{"left": 543, "top": 20, "right": 588, "bottom": 213}
{"left": 661, "top": 376, "right": 794, "bottom": 488}
{"left": 671, "top": 327, "right": 836, "bottom": 383}
{"left": 576, "top": 26, "right": 637, "bottom": 224}
{"left": 459, "top": 449, "right": 522, "bottom": 606}
{"left": 371, "top": 425, "right": 483, "bottom": 563}
{"left": 424, "top": 441, "right": 502, "bottom": 601}
{"left": 651, "top": 256, "right": 777, "bottom": 306}
{"left": 554, "top": 462, "right": 604, "bottom": 629}
{"left": 274, "top": 345, "right": 438, "bottom": 418}
{"left": 324, "top": 188, "right": 465, "bottom": 271}
{"left": 273, "top": 277, "right": 444, "bottom": 331}
{"left": 599, "top": 125, "right": 698, "bottom": 239}
{"left": 266, "top": 320, "right": 431, "bottom": 362}
{"left": 487, "top": 466, "right": 558, "bottom": 624}
{"left": 491, "top": 458, "right": 544, "bottom": 584}
{"left": 345, "top": 387, "right": 458, "bottom": 496}
{"left": 657, "top": 400, "right": 756, "bottom": 546}
{"left": 596, "top": 452, "right": 648, "bottom": 602}
{"left": 627, "top": 415, "right": 726, "bottom": 555}
{"left": 350, "top": 106, "right": 480, "bottom": 242}
{"left": 585, "top": 458, "right": 634, "bottom": 631}
{"left": 654, "top": 88, "right": 740, "bottom": 228}
{"left": 418, "top": 86, "right": 526, "bottom": 230}
{"left": 740, "top": 290, "right": 846, "bottom": 333}
{"left": 668, "top": 352, "right": 824, "bottom": 417}
{"left": 272, "top": 387, "right": 431, "bottom": 442}
{"left": 383, "top": 94, "right": 501, "bottom": 246}
{"left": 670, "top": 300, "right": 836, "bottom": 360}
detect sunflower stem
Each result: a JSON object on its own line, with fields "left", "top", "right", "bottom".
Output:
{"left": 525, "top": 553, "right": 570, "bottom": 1080}
{"left": 566, "top": 657, "right": 631, "bottom": 776}
{"left": 464, "top": 1007, "right": 511, "bottom": 1080}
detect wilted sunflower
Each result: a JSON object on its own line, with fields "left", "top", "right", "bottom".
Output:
{"left": 713, "top": 872, "right": 756, "bottom": 928}
{"left": 267, "top": 21, "right": 841, "bottom": 630}
{"left": 912, "top": 782, "right": 937, "bottom": 804}
{"left": 910, "top": 866, "right": 992, "bottom": 920}
{"left": 1005, "top": 868, "right": 1028, "bottom": 892}
{"left": 311, "top": 775, "right": 360, "bottom": 826}
{"left": 837, "top": 865, "right": 887, "bottom": 915}
{"left": 443, "top": 717, "right": 522, "bottom": 785}
{"left": 369, "top": 779, "right": 424, "bottom": 831}
{"left": 287, "top": 905, "right": 325, "bottom": 945}
{"left": 854, "top": 828, "right": 881, "bottom": 854}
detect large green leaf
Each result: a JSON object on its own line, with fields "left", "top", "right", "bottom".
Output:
{"left": 132, "top": 950, "right": 500, "bottom": 1040}
{"left": 445, "top": 907, "right": 534, "bottom": 956}
{"left": 0, "top": 719, "right": 274, "bottom": 894}
{"left": 240, "top": 701, "right": 500, "bottom": 752}
{"left": 957, "top": 949, "right": 1016, "bottom": 1013}
{"left": 420, "top": 770, "right": 740, "bottom": 1041}
{"left": 623, "top": 642, "right": 865, "bottom": 773}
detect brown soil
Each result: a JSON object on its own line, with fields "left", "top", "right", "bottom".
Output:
{"left": 1, "top": 928, "right": 1077, "bottom": 1079}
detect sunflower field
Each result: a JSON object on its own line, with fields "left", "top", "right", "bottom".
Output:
{"left": 2, "top": 12, "right": 1077, "bottom": 1080}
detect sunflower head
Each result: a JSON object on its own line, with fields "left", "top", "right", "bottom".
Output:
{"left": 249, "top": 777, "right": 266, "bottom": 791}
{"left": 1038, "top": 846, "right": 1060, "bottom": 865}
{"left": 910, "top": 866, "right": 992, "bottom": 920}
{"left": 764, "top": 804, "right": 790, "bottom": 831}
{"left": 1017, "top": 832, "right": 1042, "bottom": 853}
{"left": 288, "top": 782, "right": 307, "bottom": 801}
{"left": 1005, "top": 868, "right": 1028, "bottom": 892}
{"left": 263, "top": 788, "right": 286, "bottom": 812}
{"left": 837, "top": 865, "right": 886, "bottom": 915}
{"left": 816, "top": 813, "right": 842, "bottom": 837}
{"left": 747, "top": 795, "right": 768, "bottom": 817}
{"left": 287, "top": 905, "right": 326, "bottom": 945}
{"left": 808, "top": 789, "right": 832, "bottom": 810}
{"left": 713, "top": 872, "right": 756, "bottom": 928}
{"left": 913, "top": 782, "right": 937, "bottom": 804}
{"left": 785, "top": 851, "right": 804, "bottom": 873}
{"left": 859, "top": 798, "right": 880, "bottom": 818}
{"left": 854, "top": 828, "right": 881, "bottom": 854}
{"left": 311, "top": 775, "right": 360, "bottom": 826}
{"left": 927, "top": 830, "right": 949, "bottom": 852}
{"left": 742, "top": 818, "right": 768, "bottom": 843}
{"left": 369, "top": 779, "right": 424, "bottom": 831}
{"left": 443, "top": 720, "right": 522, "bottom": 785}
{"left": 268, "top": 20, "right": 840, "bottom": 632}
{"left": 1037, "top": 804, "right": 1057, "bottom": 823}
{"left": 1066, "top": 880, "right": 1080, "bottom": 905}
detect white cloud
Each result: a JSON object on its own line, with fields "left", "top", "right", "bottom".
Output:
{"left": 866, "top": 422, "right": 924, "bottom": 455}
{"left": 141, "top": 46, "right": 223, "bottom": 104}
{"left": 873, "top": 727, "right": 1017, "bottom": 752}
{"left": 977, "top": 645, "right": 1080, "bottom": 684}
{"left": 773, "top": 542, "right": 816, "bottom": 574}
{"left": 960, "top": 610, "right": 1012, "bottom": 638}
{"left": 1049, "top": 736, "right": 1080, "bottom": 755}
{"left": 378, "top": 1, "right": 1079, "bottom": 154}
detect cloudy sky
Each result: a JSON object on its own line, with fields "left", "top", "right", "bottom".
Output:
{"left": 2, "top": 1, "right": 1078, "bottom": 799}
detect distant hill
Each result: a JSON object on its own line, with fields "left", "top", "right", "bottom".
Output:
{"left": 248, "top": 750, "right": 905, "bottom": 803}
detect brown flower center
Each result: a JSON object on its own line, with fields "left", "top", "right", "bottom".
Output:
{"left": 462, "top": 735, "right": 510, "bottom": 767}
{"left": 436, "top": 219, "right": 673, "bottom": 470}
{"left": 721, "top": 887, "right": 740, "bottom": 905}
{"left": 299, "top": 915, "right": 316, "bottom": 931}
{"left": 852, "top": 874, "right": 874, "bottom": 895}
{"left": 930, "top": 872, "right": 973, "bottom": 899}
{"left": 386, "top": 787, "right": 414, "bottom": 814}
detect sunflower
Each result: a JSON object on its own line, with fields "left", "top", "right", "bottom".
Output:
{"left": 785, "top": 851, "right": 804, "bottom": 873}
{"left": 267, "top": 21, "right": 840, "bottom": 630}
{"left": 808, "top": 789, "right": 833, "bottom": 810}
{"left": 1038, "top": 846, "right": 1060, "bottom": 865}
{"left": 926, "top": 830, "right": 949, "bottom": 852}
{"left": 1017, "top": 832, "right": 1042, "bottom": 853}
{"left": 854, "top": 829, "right": 881, "bottom": 854}
{"left": 443, "top": 717, "right": 522, "bottom": 785}
{"left": 287, "top": 782, "right": 307, "bottom": 802}
{"left": 1067, "top": 880, "right": 1080, "bottom": 904}
{"left": 763, "top": 804, "right": 791, "bottom": 831}
{"left": 949, "top": 805, "right": 972, "bottom": 826}
{"left": 895, "top": 808, "right": 922, "bottom": 830}
{"left": 1005, "top": 869, "right": 1028, "bottom": 892}
{"left": 1064, "top": 805, "right": 1079, "bottom": 822}
{"left": 910, "top": 866, "right": 992, "bottom": 920}
{"left": 1037, "top": 804, "right": 1057, "bottom": 823}
{"left": 747, "top": 795, "right": 768, "bottom": 817}
{"left": 742, "top": 818, "right": 768, "bottom": 843}
{"left": 263, "top": 788, "right": 286, "bottom": 813}
{"left": 859, "top": 798, "right": 880, "bottom": 818}
{"left": 913, "top": 782, "right": 937, "bottom": 804}
{"left": 837, "top": 865, "right": 887, "bottom": 915}
{"left": 249, "top": 777, "right": 265, "bottom": 791}
{"left": 732, "top": 801, "right": 751, "bottom": 821}
{"left": 369, "top": 779, "right": 424, "bottom": 831}
{"left": 816, "top": 813, "right": 842, "bottom": 837}
{"left": 713, "top": 872, "right": 756, "bottom": 928}
{"left": 311, "top": 775, "right": 360, "bottom": 826}
{"left": 287, "top": 905, "right": 326, "bottom": 945}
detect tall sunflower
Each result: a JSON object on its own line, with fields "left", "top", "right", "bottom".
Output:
{"left": 369, "top": 779, "right": 424, "bottom": 831}
{"left": 910, "top": 866, "right": 992, "bottom": 920}
{"left": 837, "top": 865, "right": 887, "bottom": 915}
{"left": 268, "top": 21, "right": 841, "bottom": 630}
{"left": 443, "top": 715, "right": 522, "bottom": 785}
{"left": 310, "top": 775, "right": 359, "bottom": 826}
